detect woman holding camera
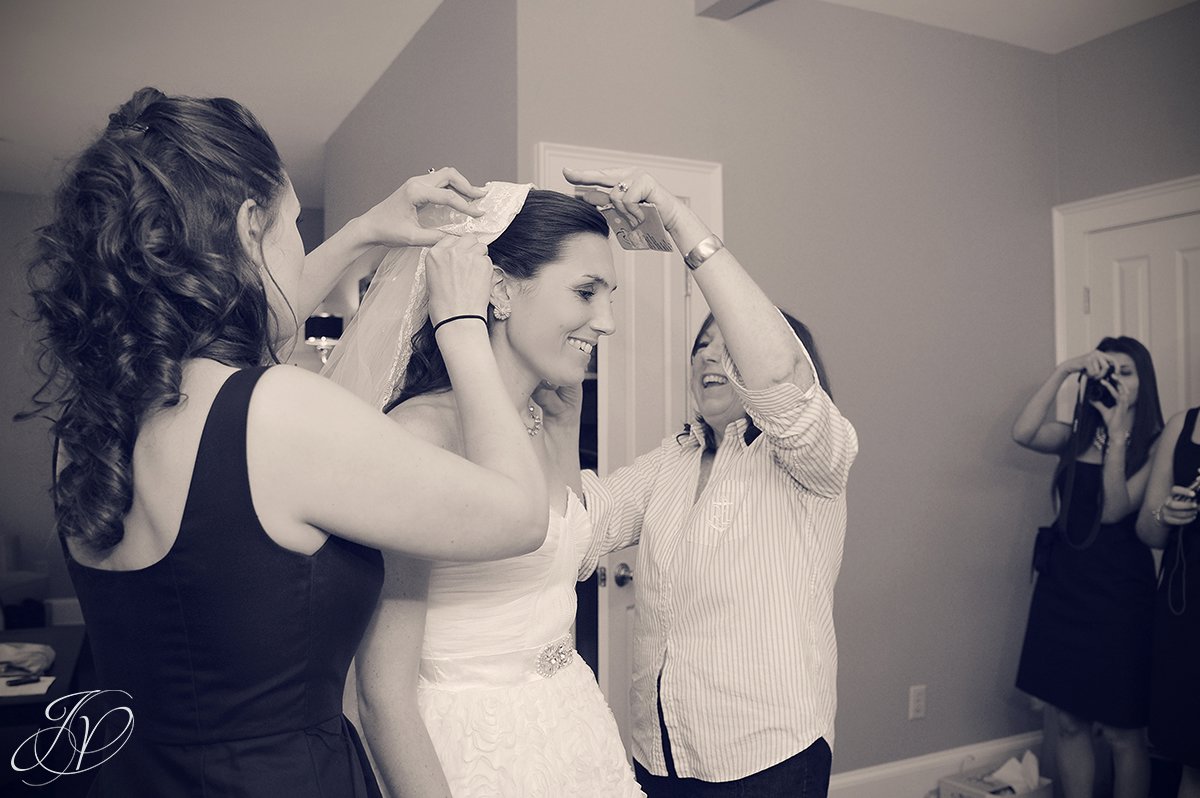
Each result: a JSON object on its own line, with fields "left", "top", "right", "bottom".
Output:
{"left": 1011, "top": 337, "right": 1164, "bottom": 798}
{"left": 1136, "top": 405, "right": 1200, "bottom": 798}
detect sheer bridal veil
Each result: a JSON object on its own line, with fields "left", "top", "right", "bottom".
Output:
{"left": 320, "top": 182, "right": 533, "bottom": 410}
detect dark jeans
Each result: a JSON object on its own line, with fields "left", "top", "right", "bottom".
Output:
{"left": 634, "top": 686, "right": 832, "bottom": 798}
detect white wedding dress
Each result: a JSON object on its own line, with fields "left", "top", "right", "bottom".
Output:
{"left": 320, "top": 182, "right": 641, "bottom": 796}
{"left": 416, "top": 489, "right": 644, "bottom": 797}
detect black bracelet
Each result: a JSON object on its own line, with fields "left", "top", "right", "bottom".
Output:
{"left": 432, "top": 314, "right": 487, "bottom": 335}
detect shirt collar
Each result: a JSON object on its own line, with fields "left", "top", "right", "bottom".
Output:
{"left": 687, "top": 416, "right": 750, "bottom": 449}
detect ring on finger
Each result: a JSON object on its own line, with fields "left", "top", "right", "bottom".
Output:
{"left": 616, "top": 181, "right": 629, "bottom": 193}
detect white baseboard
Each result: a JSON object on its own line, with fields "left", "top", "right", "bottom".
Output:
{"left": 829, "top": 731, "right": 1044, "bottom": 798}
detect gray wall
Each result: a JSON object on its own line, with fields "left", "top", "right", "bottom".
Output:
{"left": 298, "top": 207, "right": 325, "bottom": 255}
{"left": 323, "top": 0, "right": 519, "bottom": 316}
{"left": 0, "top": 191, "right": 70, "bottom": 596}
{"left": 1056, "top": 1, "right": 1200, "bottom": 204}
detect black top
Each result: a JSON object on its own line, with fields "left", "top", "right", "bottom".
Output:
{"left": 65, "top": 367, "right": 384, "bottom": 796}
{"left": 1149, "top": 406, "right": 1200, "bottom": 765}
{"left": 1016, "top": 461, "right": 1156, "bottom": 728}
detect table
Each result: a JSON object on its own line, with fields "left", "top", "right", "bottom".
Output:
{"left": 0, "top": 626, "right": 86, "bottom": 724}
{"left": 0, "top": 625, "right": 90, "bottom": 796}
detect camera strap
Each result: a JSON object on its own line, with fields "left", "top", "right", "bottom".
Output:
{"left": 1059, "top": 375, "right": 1103, "bottom": 551}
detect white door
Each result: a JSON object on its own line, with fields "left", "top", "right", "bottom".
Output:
{"left": 1054, "top": 175, "right": 1200, "bottom": 421}
{"left": 536, "top": 143, "right": 722, "bottom": 754}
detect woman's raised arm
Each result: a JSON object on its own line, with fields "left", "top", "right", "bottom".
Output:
{"left": 564, "top": 166, "right": 806, "bottom": 393}
{"left": 295, "top": 168, "right": 486, "bottom": 320}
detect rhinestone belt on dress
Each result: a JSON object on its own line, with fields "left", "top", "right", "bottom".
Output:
{"left": 535, "top": 632, "right": 574, "bottom": 678}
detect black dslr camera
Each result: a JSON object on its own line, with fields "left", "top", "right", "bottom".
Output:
{"left": 1085, "top": 363, "right": 1118, "bottom": 407}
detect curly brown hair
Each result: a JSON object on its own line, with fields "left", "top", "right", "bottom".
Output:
{"left": 20, "top": 87, "right": 288, "bottom": 552}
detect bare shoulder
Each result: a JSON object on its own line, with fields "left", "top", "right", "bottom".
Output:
{"left": 387, "top": 392, "right": 462, "bottom": 452}
{"left": 1165, "top": 408, "right": 1189, "bottom": 432}
{"left": 1160, "top": 410, "right": 1187, "bottom": 445}
{"left": 245, "top": 365, "right": 420, "bottom": 455}
{"left": 255, "top": 362, "right": 349, "bottom": 405}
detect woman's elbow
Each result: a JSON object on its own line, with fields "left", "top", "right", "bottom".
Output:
{"left": 514, "top": 511, "right": 550, "bottom": 555}
{"left": 493, "top": 496, "right": 549, "bottom": 558}
{"left": 1100, "top": 502, "right": 1133, "bottom": 525}
{"left": 756, "top": 352, "right": 807, "bottom": 391}
{"left": 355, "top": 686, "right": 387, "bottom": 736}
{"left": 1011, "top": 425, "right": 1034, "bottom": 447}
{"left": 1135, "top": 514, "right": 1168, "bottom": 549}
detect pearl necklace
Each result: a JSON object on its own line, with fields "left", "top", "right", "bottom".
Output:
{"left": 526, "top": 400, "right": 543, "bottom": 437}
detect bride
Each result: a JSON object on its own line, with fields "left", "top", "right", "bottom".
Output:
{"left": 323, "top": 182, "right": 645, "bottom": 796}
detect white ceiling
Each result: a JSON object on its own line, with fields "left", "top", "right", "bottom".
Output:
{"left": 813, "top": 0, "right": 1195, "bottom": 54}
{"left": 1, "top": 0, "right": 1192, "bottom": 206}
{"left": 0, "top": 0, "right": 442, "bottom": 206}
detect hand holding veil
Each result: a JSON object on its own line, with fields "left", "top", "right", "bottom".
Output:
{"left": 321, "top": 182, "right": 533, "bottom": 410}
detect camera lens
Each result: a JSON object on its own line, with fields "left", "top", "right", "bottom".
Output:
{"left": 1085, "top": 373, "right": 1117, "bottom": 407}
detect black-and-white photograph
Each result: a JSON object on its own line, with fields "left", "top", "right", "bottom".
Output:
{"left": 1, "top": 1, "right": 1198, "bottom": 796}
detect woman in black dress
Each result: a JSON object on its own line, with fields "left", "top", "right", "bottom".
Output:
{"left": 20, "top": 87, "right": 549, "bottom": 796}
{"left": 1011, "top": 337, "right": 1164, "bottom": 798}
{"left": 1137, "top": 405, "right": 1200, "bottom": 798}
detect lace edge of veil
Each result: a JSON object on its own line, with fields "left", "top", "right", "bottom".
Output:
{"left": 335, "top": 181, "right": 534, "bottom": 412}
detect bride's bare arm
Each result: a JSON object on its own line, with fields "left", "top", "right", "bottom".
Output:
{"left": 354, "top": 393, "right": 467, "bottom": 796}
{"left": 355, "top": 553, "right": 450, "bottom": 798}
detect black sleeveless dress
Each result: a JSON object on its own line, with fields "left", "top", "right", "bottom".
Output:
{"left": 1015, "top": 461, "right": 1156, "bottom": 728}
{"left": 1149, "top": 406, "right": 1200, "bottom": 766}
{"left": 65, "top": 367, "right": 385, "bottom": 796}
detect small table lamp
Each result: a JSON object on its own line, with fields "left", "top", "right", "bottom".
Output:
{"left": 304, "top": 313, "right": 343, "bottom": 364}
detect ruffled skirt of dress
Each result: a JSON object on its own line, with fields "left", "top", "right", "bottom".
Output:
{"left": 418, "top": 654, "right": 645, "bottom": 797}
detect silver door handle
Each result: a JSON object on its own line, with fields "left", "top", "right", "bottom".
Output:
{"left": 614, "top": 563, "right": 634, "bottom": 587}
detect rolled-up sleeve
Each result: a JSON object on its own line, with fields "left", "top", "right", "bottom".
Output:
{"left": 723, "top": 347, "right": 858, "bottom": 498}
{"left": 577, "top": 442, "right": 669, "bottom": 580}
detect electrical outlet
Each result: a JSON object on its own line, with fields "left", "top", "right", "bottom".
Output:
{"left": 908, "top": 684, "right": 927, "bottom": 720}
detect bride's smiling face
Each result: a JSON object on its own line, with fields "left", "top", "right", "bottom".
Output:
{"left": 502, "top": 233, "right": 616, "bottom": 386}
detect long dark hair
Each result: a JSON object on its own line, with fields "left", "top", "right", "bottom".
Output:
{"left": 682, "top": 310, "right": 831, "bottom": 451}
{"left": 20, "top": 87, "right": 288, "bottom": 552}
{"left": 386, "top": 189, "right": 608, "bottom": 412}
{"left": 1052, "top": 335, "right": 1164, "bottom": 510}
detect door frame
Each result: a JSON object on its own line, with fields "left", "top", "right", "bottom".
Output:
{"left": 1053, "top": 174, "right": 1200, "bottom": 420}
{"left": 1053, "top": 174, "right": 1200, "bottom": 363}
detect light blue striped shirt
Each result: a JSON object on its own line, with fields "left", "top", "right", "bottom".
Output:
{"left": 581, "top": 349, "right": 858, "bottom": 781}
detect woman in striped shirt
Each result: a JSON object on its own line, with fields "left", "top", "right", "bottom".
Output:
{"left": 555, "top": 167, "right": 859, "bottom": 798}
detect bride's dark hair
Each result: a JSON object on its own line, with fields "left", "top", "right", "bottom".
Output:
{"left": 386, "top": 190, "right": 607, "bottom": 412}
{"left": 20, "top": 87, "right": 288, "bottom": 552}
